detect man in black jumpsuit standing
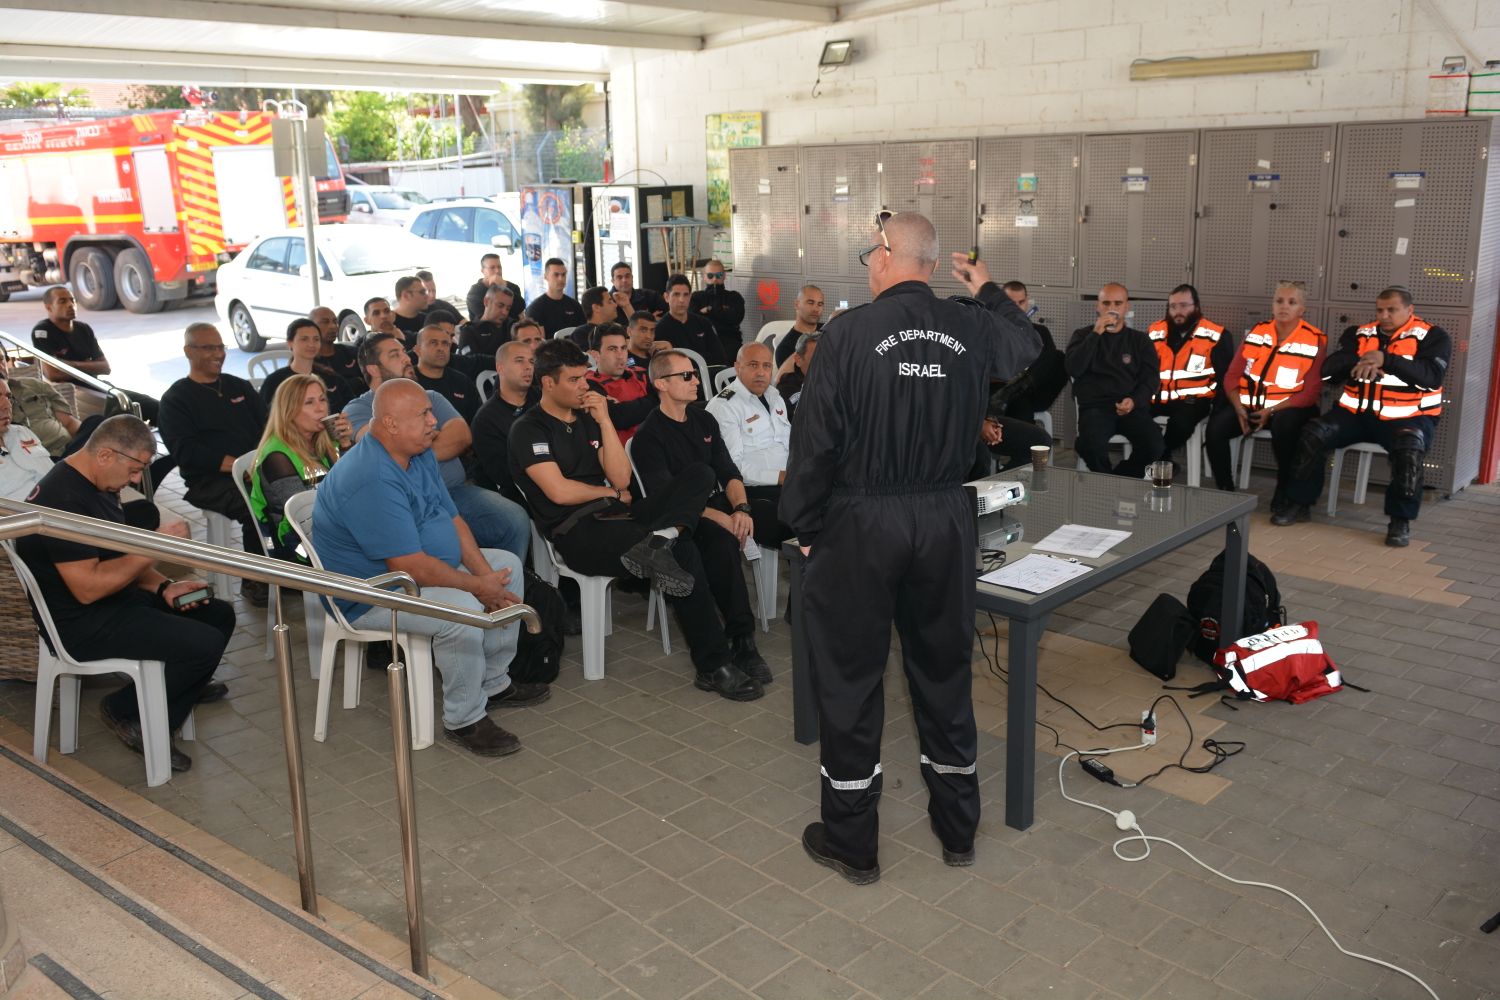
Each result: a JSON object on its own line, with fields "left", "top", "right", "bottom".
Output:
{"left": 781, "top": 212, "right": 1039, "bottom": 883}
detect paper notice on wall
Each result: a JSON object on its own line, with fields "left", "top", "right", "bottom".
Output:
{"left": 1256, "top": 158, "right": 1272, "bottom": 169}
{"left": 757, "top": 179, "right": 771, "bottom": 195}
{"left": 1394, "top": 198, "right": 1416, "bottom": 208}
{"left": 1122, "top": 175, "right": 1150, "bottom": 193}
{"left": 1015, "top": 215, "right": 1039, "bottom": 227}
{"left": 1395, "top": 237, "right": 1410, "bottom": 255}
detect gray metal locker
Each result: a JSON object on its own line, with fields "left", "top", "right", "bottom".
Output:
{"left": 1079, "top": 130, "right": 1198, "bottom": 296}
{"left": 976, "top": 134, "right": 1079, "bottom": 289}
{"left": 729, "top": 146, "right": 802, "bottom": 276}
{"left": 1198, "top": 295, "right": 1280, "bottom": 342}
{"left": 1328, "top": 118, "right": 1492, "bottom": 309}
{"left": 880, "top": 139, "right": 976, "bottom": 296}
{"left": 799, "top": 144, "right": 881, "bottom": 280}
{"left": 1196, "top": 125, "right": 1336, "bottom": 301}
{"left": 735, "top": 272, "right": 795, "bottom": 335}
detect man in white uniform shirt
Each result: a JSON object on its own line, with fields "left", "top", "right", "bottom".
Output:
{"left": 706, "top": 341, "right": 793, "bottom": 548}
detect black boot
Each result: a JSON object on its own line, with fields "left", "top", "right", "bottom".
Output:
{"left": 802, "top": 822, "right": 879, "bottom": 885}
{"left": 1386, "top": 517, "right": 1411, "bottom": 547}
{"left": 729, "top": 634, "right": 772, "bottom": 684}
{"left": 1270, "top": 504, "right": 1310, "bottom": 526}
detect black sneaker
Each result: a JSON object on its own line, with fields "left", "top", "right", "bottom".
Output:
{"left": 1270, "top": 504, "right": 1310, "bottom": 526}
{"left": 1386, "top": 517, "right": 1411, "bottom": 548}
{"left": 486, "top": 681, "right": 552, "bottom": 709}
{"left": 101, "top": 701, "right": 192, "bottom": 772}
{"left": 620, "top": 535, "right": 695, "bottom": 598}
{"left": 195, "top": 681, "right": 229, "bottom": 704}
{"left": 694, "top": 663, "right": 764, "bottom": 702}
{"left": 802, "top": 822, "right": 879, "bottom": 885}
{"left": 930, "top": 817, "right": 974, "bottom": 867}
{"left": 168, "top": 744, "right": 193, "bottom": 773}
{"left": 729, "top": 634, "right": 772, "bottom": 685}
{"left": 241, "top": 579, "right": 269, "bottom": 607}
{"left": 445, "top": 716, "right": 521, "bottom": 757}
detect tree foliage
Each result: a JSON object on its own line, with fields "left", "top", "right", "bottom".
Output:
{"left": 0, "top": 81, "right": 91, "bottom": 109}
{"left": 325, "top": 91, "right": 404, "bottom": 162}
{"left": 521, "top": 84, "right": 592, "bottom": 132}
{"left": 124, "top": 84, "right": 331, "bottom": 117}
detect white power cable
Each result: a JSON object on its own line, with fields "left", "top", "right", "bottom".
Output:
{"left": 1058, "top": 747, "right": 1441, "bottom": 1000}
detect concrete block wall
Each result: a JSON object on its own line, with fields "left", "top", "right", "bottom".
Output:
{"left": 605, "top": 0, "right": 1500, "bottom": 245}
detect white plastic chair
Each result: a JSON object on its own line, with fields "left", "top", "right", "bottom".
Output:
{"left": 3, "top": 541, "right": 195, "bottom": 788}
{"left": 476, "top": 369, "right": 498, "bottom": 401}
{"left": 533, "top": 522, "right": 616, "bottom": 681}
{"left": 283, "top": 493, "right": 438, "bottom": 750}
{"left": 1034, "top": 410, "right": 1054, "bottom": 441}
{"left": 553, "top": 325, "right": 577, "bottom": 341}
{"left": 755, "top": 321, "right": 794, "bottom": 351}
{"left": 246, "top": 350, "right": 292, "bottom": 389}
{"left": 674, "top": 347, "right": 712, "bottom": 391}
{"left": 1326, "top": 441, "right": 1386, "bottom": 516}
{"left": 624, "top": 438, "right": 674, "bottom": 656}
{"left": 200, "top": 511, "right": 238, "bottom": 598}
{"left": 231, "top": 452, "right": 279, "bottom": 657}
{"left": 1152, "top": 415, "right": 1205, "bottom": 488}
{"left": 713, "top": 369, "right": 736, "bottom": 394}
{"left": 1236, "top": 428, "right": 1273, "bottom": 490}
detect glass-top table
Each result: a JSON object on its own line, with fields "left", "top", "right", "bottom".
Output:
{"left": 784, "top": 466, "right": 1256, "bottom": 831}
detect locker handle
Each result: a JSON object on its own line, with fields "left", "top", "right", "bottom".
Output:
{"left": 979, "top": 202, "right": 987, "bottom": 215}
{"left": 1197, "top": 205, "right": 1211, "bottom": 219}
{"left": 1079, "top": 204, "right": 1090, "bottom": 224}
{"left": 1338, "top": 229, "right": 1348, "bottom": 238}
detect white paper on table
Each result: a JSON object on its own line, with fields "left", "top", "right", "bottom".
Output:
{"left": 980, "top": 554, "right": 1092, "bottom": 593}
{"left": 1031, "top": 523, "right": 1131, "bottom": 559}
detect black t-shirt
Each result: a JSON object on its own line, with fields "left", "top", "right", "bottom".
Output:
{"left": 778, "top": 370, "right": 806, "bottom": 421}
{"left": 775, "top": 323, "right": 823, "bottom": 368}
{"left": 320, "top": 342, "right": 363, "bottom": 388}
{"left": 472, "top": 393, "right": 532, "bottom": 504}
{"left": 15, "top": 461, "right": 136, "bottom": 626}
{"left": 509, "top": 407, "right": 608, "bottom": 533}
{"left": 414, "top": 367, "right": 480, "bottom": 424}
{"left": 630, "top": 406, "right": 741, "bottom": 498}
{"left": 630, "top": 287, "right": 667, "bottom": 315}
{"left": 31, "top": 319, "right": 105, "bottom": 367}
{"left": 158, "top": 374, "right": 266, "bottom": 487}
{"left": 258, "top": 363, "right": 357, "bottom": 414}
{"left": 525, "top": 294, "right": 586, "bottom": 336}
{"left": 466, "top": 279, "right": 525, "bottom": 322}
{"left": 393, "top": 311, "right": 426, "bottom": 340}
{"left": 460, "top": 320, "right": 511, "bottom": 356}
{"left": 655, "top": 313, "right": 725, "bottom": 368}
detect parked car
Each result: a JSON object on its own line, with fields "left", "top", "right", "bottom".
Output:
{"left": 214, "top": 225, "right": 465, "bottom": 350}
{"left": 406, "top": 200, "right": 525, "bottom": 300}
{"left": 346, "top": 185, "right": 432, "bottom": 226}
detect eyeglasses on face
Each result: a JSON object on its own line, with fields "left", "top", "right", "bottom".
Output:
{"left": 858, "top": 210, "right": 896, "bottom": 267}
{"left": 660, "top": 369, "right": 699, "bottom": 382}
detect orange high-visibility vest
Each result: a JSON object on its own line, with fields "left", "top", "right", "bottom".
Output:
{"left": 1337, "top": 316, "right": 1443, "bottom": 420}
{"left": 1237, "top": 320, "right": 1325, "bottom": 411}
{"left": 1149, "top": 318, "right": 1225, "bottom": 403}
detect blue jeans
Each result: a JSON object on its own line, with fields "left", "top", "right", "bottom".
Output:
{"left": 351, "top": 547, "right": 524, "bottom": 730}
{"left": 449, "top": 483, "right": 529, "bottom": 557}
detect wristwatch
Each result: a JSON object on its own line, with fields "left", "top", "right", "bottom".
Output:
{"left": 733, "top": 503, "right": 752, "bottom": 514}
{"left": 155, "top": 579, "right": 174, "bottom": 601}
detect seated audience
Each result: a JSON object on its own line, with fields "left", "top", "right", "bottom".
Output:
{"left": 524, "top": 258, "right": 585, "bottom": 336}
{"left": 363, "top": 297, "right": 400, "bottom": 339}
{"left": 314, "top": 379, "right": 547, "bottom": 757}
{"left": 611, "top": 261, "right": 666, "bottom": 317}
{"left": 460, "top": 285, "right": 515, "bottom": 357}
{"left": 158, "top": 323, "right": 269, "bottom": 605}
{"left": 416, "top": 269, "right": 438, "bottom": 303}
{"left": 472, "top": 342, "right": 536, "bottom": 507}
{"left": 17, "top": 415, "right": 233, "bottom": 772}
{"left": 0, "top": 374, "right": 56, "bottom": 499}
{"left": 654, "top": 274, "right": 725, "bottom": 369}
{"left": 391, "top": 275, "right": 431, "bottom": 342}
{"left": 412, "top": 324, "right": 480, "bottom": 423}
{"left": 259, "top": 318, "right": 356, "bottom": 413}
{"left": 250, "top": 373, "right": 352, "bottom": 560}
{"left": 310, "top": 306, "right": 363, "bottom": 389}
{"left": 772, "top": 331, "right": 817, "bottom": 422}
{"left": 467, "top": 253, "right": 525, "bottom": 323}
{"left": 990, "top": 281, "right": 1067, "bottom": 424}
{"left": 626, "top": 311, "right": 660, "bottom": 371}
{"left": 633, "top": 350, "right": 771, "bottom": 680}
{"left": 510, "top": 318, "right": 546, "bottom": 352}
{"left": 1149, "top": 284, "right": 1232, "bottom": 470}
{"left": 344, "top": 333, "right": 528, "bottom": 557}
{"left": 509, "top": 341, "right": 762, "bottom": 701}
{"left": 690, "top": 259, "right": 745, "bottom": 365}
{"left": 586, "top": 324, "right": 656, "bottom": 443}
{"left": 569, "top": 285, "right": 629, "bottom": 351}
{"left": 773, "top": 284, "right": 825, "bottom": 369}
{"left": 0, "top": 349, "right": 80, "bottom": 457}
{"left": 705, "top": 342, "right": 794, "bottom": 547}
{"left": 1066, "top": 283, "right": 1163, "bottom": 479}
{"left": 31, "top": 286, "right": 160, "bottom": 423}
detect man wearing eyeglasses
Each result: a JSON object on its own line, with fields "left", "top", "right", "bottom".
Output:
{"left": 782, "top": 211, "right": 1039, "bottom": 885}
{"left": 690, "top": 259, "right": 746, "bottom": 364}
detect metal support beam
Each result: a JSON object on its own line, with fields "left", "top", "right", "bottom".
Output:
{"left": 17, "top": 0, "right": 702, "bottom": 51}
{"left": 0, "top": 45, "right": 608, "bottom": 88}
{"left": 617, "top": 0, "right": 836, "bottom": 21}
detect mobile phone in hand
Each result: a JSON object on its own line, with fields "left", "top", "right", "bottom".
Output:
{"left": 171, "top": 585, "right": 213, "bottom": 609}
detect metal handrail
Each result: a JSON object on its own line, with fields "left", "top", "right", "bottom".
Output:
{"left": 0, "top": 328, "right": 138, "bottom": 420}
{"left": 0, "top": 499, "right": 538, "bottom": 978}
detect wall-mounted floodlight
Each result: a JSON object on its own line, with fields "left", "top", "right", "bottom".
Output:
{"left": 819, "top": 40, "right": 853, "bottom": 67}
{"left": 1130, "top": 50, "right": 1319, "bottom": 80}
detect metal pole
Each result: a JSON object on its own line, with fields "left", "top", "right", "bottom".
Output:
{"left": 292, "top": 111, "right": 321, "bottom": 308}
{"left": 387, "top": 592, "right": 427, "bottom": 978}
{"left": 270, "top": 585, "right": 318, "bottom": 915}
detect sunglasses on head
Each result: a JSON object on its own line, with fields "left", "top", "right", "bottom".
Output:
{"left": 858, "top": 211, "right": 896, "bottom": 266}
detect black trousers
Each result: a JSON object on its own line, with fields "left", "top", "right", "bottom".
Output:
{"left": 804, "top": 488, "right": 980, "bottom": 867}
{"left": 1286, "top": 410, "right": 1435, "bottom": 519}
{"left": 1149, "top": 399, "right": 1212, "bottom": 458}
{"left": 1075, "top": 406, "right": 1164, "bottom": 479}
{"left": 1204, "top": 404, "right": 1317, "bottom": 497}
{"left": 971, "top": 416, "right": 1052, "bottom": 477}
{"left": 553, "top": 464, "right": 732, "bottom": 672}
{"left": 744, "top": 484, "right": 794, "bottom": 548}
{"left": 183, "top": 473, "right": 260, "bottom": 554}
{"left": 698, "top": 495, "right": 757, "bottom": 640}
{"left": 62, "top": 590, "right": 235, "bottom": 732}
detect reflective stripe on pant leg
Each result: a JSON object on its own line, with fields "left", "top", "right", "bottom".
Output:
{"left": 820, "top": 763, "right": 883, "bottom": 790}
{"left": 919, "top": 755, "right": 976, "bottom": 775}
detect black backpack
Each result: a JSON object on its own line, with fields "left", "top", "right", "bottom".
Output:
{"left": 509, "top": 569, "right": 566, "bottom": 684}
{"left": 1186, "top": 551, "right": 1285, "bottom": 665}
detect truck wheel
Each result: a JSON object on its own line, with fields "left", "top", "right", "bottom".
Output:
{"left": 0, "top": 287, "right": 8, "bottom": 303}
{"left": 114, "top": 249, "right": 162, "bottom": 314}
{"left": 69, "top": 248, "right": 118, "bottom": 311}
{"left": 229, "top": 302, "right": 266, "bottom": 352}
{"left": 338, "top": 312, "right": 366, "bottom": 344}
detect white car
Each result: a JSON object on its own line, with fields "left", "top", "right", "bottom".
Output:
{"left": 406, "top": 200, "right": 525, "bottom": 304}
{"left": 346, "top": 185, "right": 432, "bottom": 227}
{"left": 215, "top": 225, "right": 465, "bottom": 351}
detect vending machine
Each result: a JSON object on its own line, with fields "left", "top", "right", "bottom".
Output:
{"left": 586, "top": 184, "right": 695, "bottom": 291}
{"left": 518, "top": 184, "right": 577, "bottom": 302}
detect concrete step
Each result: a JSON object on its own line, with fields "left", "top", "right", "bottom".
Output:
{"left": 2, "top": 964, "right": 76, "bottom": 1000}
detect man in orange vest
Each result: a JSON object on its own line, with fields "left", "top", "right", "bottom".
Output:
{"left": 1149, "top": 284, "right": 1232, "bottom": 472}
{"left": 1283, "top": 287, "right": 1450, "bottom": 546}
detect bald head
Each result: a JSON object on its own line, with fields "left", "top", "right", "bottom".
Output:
{"left": 734, "top": 340, "right": 775, "bottom": 396}
{"left": 736, "top": 341, "right": 772, "bottom": 365}
{"left": 373, "top": 377, "right": 426, "bottom": 421}
{"left": 884, "top": 213, "right": 939, "bottom": 269}
{"left": 371, "top": 378, "right": 438, "bottom": 458}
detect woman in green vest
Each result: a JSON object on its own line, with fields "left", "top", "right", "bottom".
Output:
{"left": 249, "top": 373, "right": 352, "bottom": 560}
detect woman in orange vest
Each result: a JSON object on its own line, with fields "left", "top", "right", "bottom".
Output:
{"left": 1204, "top": 281, "right": 1326, "bottom": 513}
{"left": 1281, "top": 287, "right": 1450, "bottom": 546}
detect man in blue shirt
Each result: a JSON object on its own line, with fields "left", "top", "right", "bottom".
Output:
{"left": 343, "top": 332, "right": 528, "bottom": 558}
{"left": 314, "top": 379, "right": 548, "bottom": 756}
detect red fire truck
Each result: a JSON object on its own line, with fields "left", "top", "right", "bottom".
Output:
{"left": 0, "top": 109, "right": 348, "bottom": 313}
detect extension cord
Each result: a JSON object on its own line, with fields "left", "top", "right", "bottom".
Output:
{"left": 1140, "top": 710, "right": 1156, "bottom": 746}
{"left": 1057, "top": 746, "right": 1441, "bottom": 1000}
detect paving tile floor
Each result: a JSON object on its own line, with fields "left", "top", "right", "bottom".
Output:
{"left": 3, "top": 468, "right": 1499, "bottom": 999}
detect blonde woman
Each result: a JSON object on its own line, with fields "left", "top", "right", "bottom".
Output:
{"left": 249, "top": 373, "right": 352, "bottom": 559}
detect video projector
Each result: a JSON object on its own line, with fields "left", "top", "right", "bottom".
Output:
{"left": 964, "top": 477, "right": 1026, "bottom": 516}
